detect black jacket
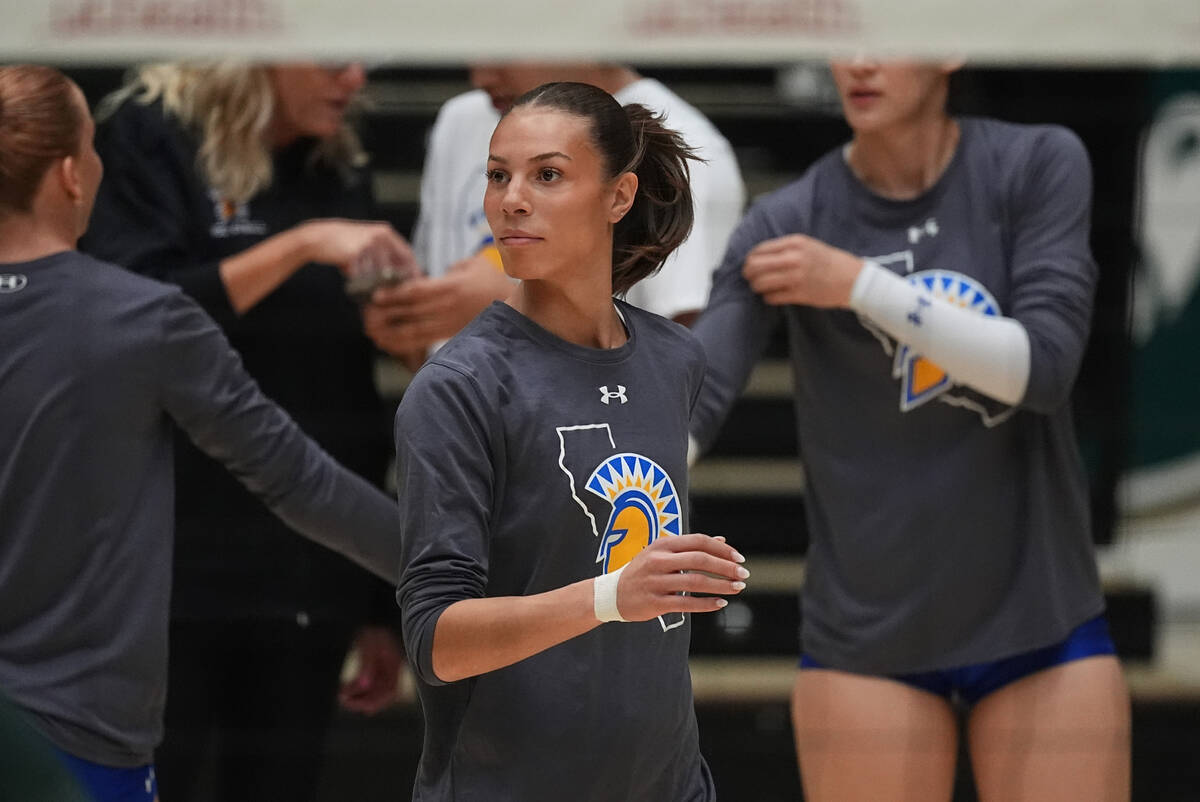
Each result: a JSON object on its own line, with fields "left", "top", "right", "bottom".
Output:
{"left": 81, "top": 97, "right": 394, "bottom": 622}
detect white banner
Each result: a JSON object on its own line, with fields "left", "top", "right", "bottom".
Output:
{"left": 1, "top": 0, "right": 1197, "bottom": 65}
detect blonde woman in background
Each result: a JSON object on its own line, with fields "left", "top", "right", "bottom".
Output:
{"left": 80, "top": 63, "right": 412, "bottom": 802}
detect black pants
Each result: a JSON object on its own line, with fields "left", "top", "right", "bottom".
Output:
{"left": 156, "top": 617, "right": 355, "bottom": 802}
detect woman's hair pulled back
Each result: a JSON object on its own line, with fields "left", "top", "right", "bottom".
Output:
{"left": 509, "top": 81, "right": 698, "bottom": 296}
{"left": 0, "top": 65, "right": 86, "bottom": 216}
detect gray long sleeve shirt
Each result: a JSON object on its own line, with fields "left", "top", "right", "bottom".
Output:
{"left": 0, "top": 251, "right": 401, "bottom": 766}
{"left": 395, "top": 301, "right": 714, "bottom": 802}
{"left": 692, "top": 118, "right": 1105, "bottom": 674}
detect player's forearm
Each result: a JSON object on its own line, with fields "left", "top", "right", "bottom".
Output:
{"left": 268, "top": 460, "right": 401, "bottom": 584}
{"left": 218, "top": 225, "right": 314, "bottom": 314}
{"left": 165, "top": 308, "right": 401, "bottom": 582}
{"left": 850, "top": 261, "right": 1031, "bottom": 406}
{"left": 430, "top": 581, "right": 601, "bottom": 683}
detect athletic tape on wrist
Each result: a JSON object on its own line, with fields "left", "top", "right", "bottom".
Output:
{"left": 593, "top": 566, "right": 628, "bottom": 623}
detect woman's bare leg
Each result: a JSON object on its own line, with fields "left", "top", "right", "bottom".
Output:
{"left": 968, "top": 655, "right": 1130, "bottom": 802}
{"left": 791, "top": 668, "right": 959, "bottom": 802}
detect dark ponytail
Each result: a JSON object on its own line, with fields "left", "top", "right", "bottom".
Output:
{"left": 510, "top": 82, "right": 699, "bottom": 296}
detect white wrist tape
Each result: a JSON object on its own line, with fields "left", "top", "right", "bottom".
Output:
{"left": 849, "top": 260, "right": 1031, "bottom": 406}
{"left": 593, "top": 566, "right": 628, "bottom": 623}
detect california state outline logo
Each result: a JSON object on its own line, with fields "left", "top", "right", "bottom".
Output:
{"left": 556, "top": 424, "right": 685, "bottom": 632}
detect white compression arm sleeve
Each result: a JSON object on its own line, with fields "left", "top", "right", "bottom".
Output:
{"left": 849, "top": 261, "right": 1031, "bottom": 406}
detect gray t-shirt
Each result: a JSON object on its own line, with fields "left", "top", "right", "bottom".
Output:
{"left": 0, "top": 251, "right": 401, "bottom": 766}
{"left": 692, "top": 117, "right": 1105, "bottom": 674}
{"left": 395, "top": 301, "right": 714, "bottom": 802}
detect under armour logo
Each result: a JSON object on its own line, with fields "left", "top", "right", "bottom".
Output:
{"left": 906, "top": 296, "right": 932, "bottom": 327}
{"left": 599, "top": 385, "right": 628, "bottom": 404}
{"left": 0, "top": 274, "right": 28, "bottom": 293}
{"left": 907, "top": 218, "right": 939, "bottom": 244}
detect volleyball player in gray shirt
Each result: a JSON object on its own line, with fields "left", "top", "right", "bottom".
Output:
{"left": 0, "top": 66, "right": 400, "bottom": 801}
{"left": 395, "top": 83, "right": 748, "bottom": 801}
{"left": 691, "top": 60, "right": 1129, "bottom": 801}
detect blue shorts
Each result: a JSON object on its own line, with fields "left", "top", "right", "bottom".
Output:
{"left": 800, "top": 615, "right": 1116, "bottom": 706}
{"left": 51, "top": 747, "right": 157, "bottom": 802}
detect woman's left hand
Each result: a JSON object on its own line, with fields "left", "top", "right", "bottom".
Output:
{"left": 338, "top": 625, "right": 406, "bottom": 715}
{"left": 742, "top": 234, "right": 864, "bottom": 309}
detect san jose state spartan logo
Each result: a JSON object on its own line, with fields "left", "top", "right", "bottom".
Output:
{"left": 556, "top": 424, "right": 685, "bottom": 632}
{"left": 860, "top": 260, "right": 1014, "bottom": 427}
{"left": 588, "top": 453, "right": 682, "bottom": 573}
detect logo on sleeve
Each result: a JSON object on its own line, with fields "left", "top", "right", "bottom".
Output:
{"left": 858, "top": 261, "right": 1014, "bottom": 427}
{"left": 0, "top": 274, "right": 28, "bottom": 293}
{"left": 892, "top": 270, "right": 1000, "bottom": 413}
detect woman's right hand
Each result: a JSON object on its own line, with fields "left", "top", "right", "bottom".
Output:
{"left": 742, "top": 233, "right": 863, "bottom": 309}
{"left": 426, "top": 534, "right": 746, "bottom": 683}
{"left": 219, "top": 219, "right": 419, "bottom": 315}
{"left": 300, "top": 218, "right": 419, "bottom": 279}
{"left": 613, "top": 534, "right": 748, "bottom": 621}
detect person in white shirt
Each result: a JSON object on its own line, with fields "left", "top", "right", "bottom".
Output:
{"left": 364, "top": 62, "right": 746, "bottom": 362}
